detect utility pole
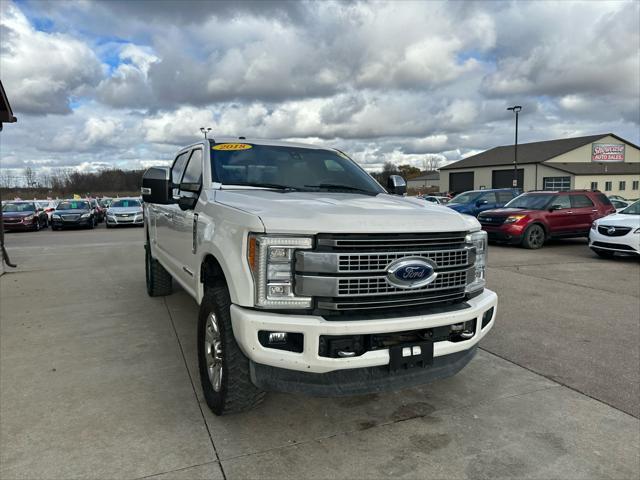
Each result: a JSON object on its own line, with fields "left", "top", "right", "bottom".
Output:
{"left": 507, "top": 105, "right": 522, "bottom": 189}
{"left": 200, "top": 127, "right": 212, "bottom": 140}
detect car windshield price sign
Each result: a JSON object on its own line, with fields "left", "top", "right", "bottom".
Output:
{"left": 592, "top": 143, "right": 625, "bottom": 162}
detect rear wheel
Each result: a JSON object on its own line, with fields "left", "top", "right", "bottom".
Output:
{"left": 145, "top": 243, "right": 172, "bottom": 296}
{"left": 522, "top": 224, "right": 545, "bottom": 249}
{"left": 198, "top": 285, "right": 265, "bottom": 415}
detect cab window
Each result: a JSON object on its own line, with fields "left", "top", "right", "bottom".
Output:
{"left": 181, "top": 149, "right": 203, "bottom": 187}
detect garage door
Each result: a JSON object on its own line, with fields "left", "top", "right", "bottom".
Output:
{"left": 492, "top": 169, "right": 524, "bottom": 189}
{"left": 449, "top": 172, "right": 474, "bottom": 194}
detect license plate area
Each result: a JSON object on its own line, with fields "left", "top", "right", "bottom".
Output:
{"left": 389, "top": 341, "right": 433, "bottom": 372}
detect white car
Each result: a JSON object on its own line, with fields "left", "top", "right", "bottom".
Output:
{"left": 589, "top": 200, "right": 640, "bottom": 258}
{"left": 420, "top": 195, "right": 450, "bottom": 205}
{"left": 609, "top": 199, "right": 631, "bottom": 212}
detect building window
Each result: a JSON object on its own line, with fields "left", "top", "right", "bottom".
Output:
{"left": 605, "top": 181, "right": 612, "bottom": 191}
{"left": 633, "top": 180, "right": 639, "bottom": 190}
{"left": 619, "top": 181, "right": 626, "bottom": 191}
{"left": 543, "top": 176, "right": 570, "bottom": 191}
{"left": 590, "top": 181, "right": 598, "bottom": 191}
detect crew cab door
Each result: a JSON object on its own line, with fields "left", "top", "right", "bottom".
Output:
{"left": 546, "top": 195, "right": 573, "bottom": 234}
{"left": 569, "top": 193, "right": 597, "bottom": 233}
{"left": 166, "top": 147, "right": 203, "bottom": 292}
{"left": 153, "top": 150, "right": 191, "bottom": 267}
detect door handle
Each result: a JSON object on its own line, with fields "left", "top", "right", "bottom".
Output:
{"left": 567, "top": 211, "right": 573, "bottom": 214}
{"left": 591, "top": 209, "right": 598, "bottom": 212}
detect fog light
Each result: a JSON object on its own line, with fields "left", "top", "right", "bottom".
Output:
{"left": 268, "top": 332, "right": 287, "bottom": 344}
{"left": 450, "top": 323, "right": 464, "bottom": 332}
{"left": 258, "top": 331, "right": 304, "bottom": 353}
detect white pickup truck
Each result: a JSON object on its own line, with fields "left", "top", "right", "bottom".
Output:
{"left": 142, "top": 138, "right": 497, "bottom": 415}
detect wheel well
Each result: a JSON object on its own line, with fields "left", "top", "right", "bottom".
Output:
{"left": 201, "top": 254, "right": 227, "bottom": 287}
{"left": 528, "top": 222, "right": 548, "bottom": 238}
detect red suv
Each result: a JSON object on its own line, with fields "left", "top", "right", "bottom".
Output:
{"left": 478, "top": 190, "right": 615, "bottom": 249}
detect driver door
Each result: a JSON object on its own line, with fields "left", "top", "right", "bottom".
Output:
{"left": 166, "top": 148, "right": 203, "bottom": 293}
{"left": 546, "top": 195, "right": 573, "bottom": 235}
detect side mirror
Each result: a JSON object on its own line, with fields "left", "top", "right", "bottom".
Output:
{"left": 476, "top": 199, "right": 488, "bottom": 206}
{"left": 387, "top": 175, "right": 407, "bottom": 195}
{"left": 549, "top": 204, "right": 562, "bottom": 211}
{"left": 142, "top": 167, "right": 172, "bottom": 204}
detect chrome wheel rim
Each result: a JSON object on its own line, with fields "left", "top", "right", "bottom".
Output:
{"left": 204, "top": 313, "right": 223, "bottom": 392}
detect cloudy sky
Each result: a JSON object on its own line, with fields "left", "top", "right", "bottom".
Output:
{"left": 0, "top": 0, "right": 638, "bottom": 178}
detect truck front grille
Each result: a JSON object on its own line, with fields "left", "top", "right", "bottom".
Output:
{"left": 337, "top": 249, "right": 469, "bottom": 273}
{"left": 297, "top": 232, "right": 474, "bottom": 312}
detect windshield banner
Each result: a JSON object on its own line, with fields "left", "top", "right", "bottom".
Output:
{"left": 591, "top": 143, "right": 625, "bottom": 162}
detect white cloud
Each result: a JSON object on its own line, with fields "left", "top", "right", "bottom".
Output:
{"left": 0, "top": 2, "right": 103, "bottom": 114}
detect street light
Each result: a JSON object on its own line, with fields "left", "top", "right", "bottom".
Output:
{"left": 507, "top": 105, "right": 522, "bottom": 189}
{"left": 200, "top": 127, "right": 212, "bottom": 140}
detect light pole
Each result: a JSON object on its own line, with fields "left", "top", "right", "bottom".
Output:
{"left": 507, "top": 105, "right": 522, "bottom": 189}
{"left": 200, "top": 127, "right": 211, "bottom": 140}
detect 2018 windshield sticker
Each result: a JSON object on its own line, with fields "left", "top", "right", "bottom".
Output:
{"left": 212, "top": 143, "right": 253, "bottom": 151}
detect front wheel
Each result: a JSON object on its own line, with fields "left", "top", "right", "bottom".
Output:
{"left": 198, "top": 285, "right": 264, "bottom": 415}
{"left": 521, "top": 224, "right": 545, "bottom": 249}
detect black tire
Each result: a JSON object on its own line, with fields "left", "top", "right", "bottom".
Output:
{"left": 145, "top": 244, "right": 172, "bottom": 296}
{"left": 106, "top": 223, "right": 111, "bottom": 229}
{"left": 198, "top": 285, "right": 265, "bottom": 415}
{"left": 593, "top": 248, "right": 615, "bottom": 258}
{"left": 86, "top": 219, "right": 94, "bottom": 230}
{"left": 521, "top": 224, "right": 545, "bottom": 249}
{"left": 34, "top": 220, "right": 40, "bottom": 231}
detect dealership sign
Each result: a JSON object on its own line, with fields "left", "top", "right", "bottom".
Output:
{"left": 592, "top": 143, "right": 625, "bottom": 162}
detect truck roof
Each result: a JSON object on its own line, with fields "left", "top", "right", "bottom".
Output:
{"left": 210, "top": 137, "right": 334, "bottom": 151}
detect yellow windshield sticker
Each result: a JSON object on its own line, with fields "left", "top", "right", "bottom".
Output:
{"left": 212, "top": 143, "right": 253, "bottom": 151}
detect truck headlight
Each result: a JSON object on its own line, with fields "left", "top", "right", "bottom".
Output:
{"left": 248, "top": 234, "right": 313, "bottom": 309}
{"left": 465, "top": 230, "right": 487, "bottom": 294}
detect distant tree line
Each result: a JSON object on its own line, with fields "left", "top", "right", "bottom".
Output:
{"left": 0, "top": 167, "right": 144, "bottom": 197}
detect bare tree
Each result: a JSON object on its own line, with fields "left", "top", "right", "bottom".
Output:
{"left": 23, "top": 167, "right": 36, "bottom": 188}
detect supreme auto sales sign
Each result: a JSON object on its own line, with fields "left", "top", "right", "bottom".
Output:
{"left": 591, "top": 143, "right": 625, "bottom": 162}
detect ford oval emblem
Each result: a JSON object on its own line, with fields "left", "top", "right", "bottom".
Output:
{"left": 386, "top": 257, "right": 437, "bottom": 289}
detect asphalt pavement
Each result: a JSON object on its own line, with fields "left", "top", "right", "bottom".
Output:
{"left": 1, "top": 225, "right": 638, "bottom": 479}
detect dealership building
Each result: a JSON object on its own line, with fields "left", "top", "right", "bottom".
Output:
{"left": 439, "top": 133, "right": 640, "bottom": 197}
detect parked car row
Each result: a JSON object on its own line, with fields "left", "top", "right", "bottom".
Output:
{"left": 2, "top": 197, "right": 143, "bottom": 232}
{"left": 437, "top": 188, "right": 638, "bottom": 257}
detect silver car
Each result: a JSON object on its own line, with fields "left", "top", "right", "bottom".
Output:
{"left": 105, "top": 198, "right": 144, "bottom": 227}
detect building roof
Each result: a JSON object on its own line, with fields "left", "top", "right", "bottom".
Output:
{"left": 546, "top": 162, "right": 640, "bottom": 175}
{"left": 440, "top": 133, "right": 638, "bottom": 170}
{"left": 408, "top": 171, "right": 440, "bottom": 181}
{"left": 0, "top": 80, "right": 17, "bottom": 127}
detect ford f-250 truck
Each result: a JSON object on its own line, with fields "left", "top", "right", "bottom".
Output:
{"left": 142, "top": 138, "right": 497, "bottom": 415}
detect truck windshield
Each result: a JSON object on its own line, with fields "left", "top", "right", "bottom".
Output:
{"left": 505, "top": 194, "right": 552, "bottom": 210}
{"left": 210, "top": 143, "right": 384, "bottom": 195}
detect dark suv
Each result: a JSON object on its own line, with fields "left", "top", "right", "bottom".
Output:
{"left": 447, "top": 189, "right": 519, "bottom": 217}
{"left": 478, "top": 190, "right": 615, "bottom": 249}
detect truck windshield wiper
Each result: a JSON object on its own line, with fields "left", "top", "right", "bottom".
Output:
{"left": 305, "top": 183, "right": 375, "bottom": 194}
{"left": 228, "top": 182, "right": 301, "bottom": 192}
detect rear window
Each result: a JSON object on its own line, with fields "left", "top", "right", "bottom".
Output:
{"left": 596, "top": 193, "right": 613, "bottom": 206}
{"left": 570, "top": 195, "right": 594, "bottom": 208}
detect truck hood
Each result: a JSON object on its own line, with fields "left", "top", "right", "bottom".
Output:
{"left": 214, "top": 190, "right": 479, "bottom": 234}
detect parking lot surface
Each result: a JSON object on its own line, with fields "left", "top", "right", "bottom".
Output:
{"left": 1, "top": 226, "right": 638, "bottom": 479}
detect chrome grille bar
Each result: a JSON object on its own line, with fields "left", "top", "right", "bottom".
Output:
{"left": 295, "top": 267, "right": 473, "bottom": 298}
